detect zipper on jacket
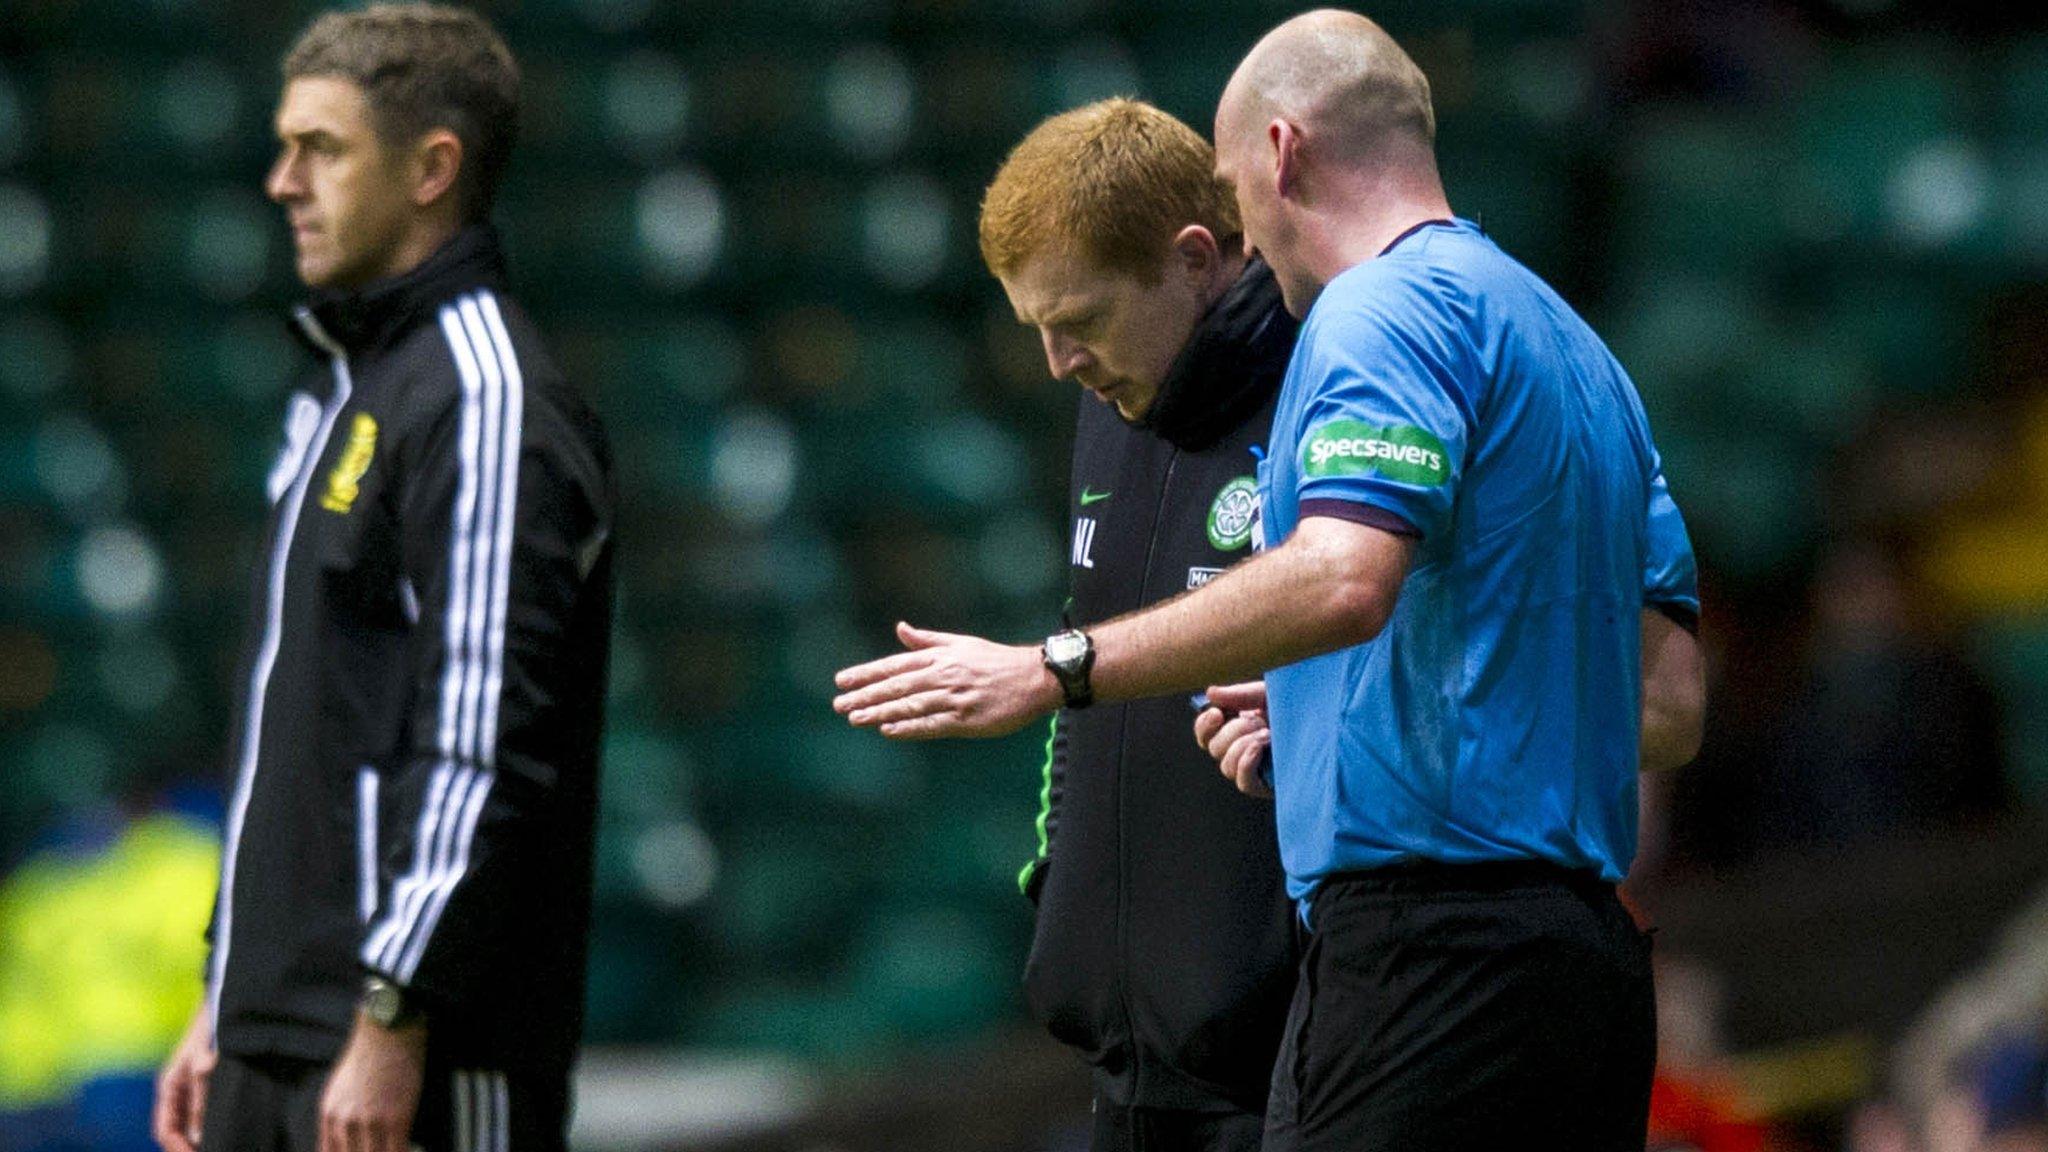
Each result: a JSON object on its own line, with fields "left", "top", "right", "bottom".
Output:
{"left": 206, "top": 307, "right": 354, "bottom": 1032}
{"left": 1114, "top": 446, "right": 1181, "bottom": 1100}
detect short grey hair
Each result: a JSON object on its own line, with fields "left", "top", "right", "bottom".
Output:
{"left": 283, "top": 4, "right": 521, "bottom": 221}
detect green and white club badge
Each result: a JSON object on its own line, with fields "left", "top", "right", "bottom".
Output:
{"left": 1207, "top": 476, "right": 1259, "bottom": 551}
{"left": 1301, "top": 420, "right": 1449, "bottom": 486}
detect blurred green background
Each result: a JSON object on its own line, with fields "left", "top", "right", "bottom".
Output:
{"left": 5, "top": 0, "right": 2048, "bottom": 1149}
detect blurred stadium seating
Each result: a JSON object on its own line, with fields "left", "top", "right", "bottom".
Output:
{"left": 4, "top": 0, "right": 2048, "bottom": 1149}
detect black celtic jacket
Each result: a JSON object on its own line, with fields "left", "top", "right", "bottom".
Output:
{"left": 204, "top": 227, "right": 615, "bottom": 1076}
{"left": 1019, "top": 259, "right": 1300, "bottom": 1114}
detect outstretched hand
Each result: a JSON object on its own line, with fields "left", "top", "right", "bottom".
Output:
{"left": 834, "top": 622, "right": 1063, "bottom": 740}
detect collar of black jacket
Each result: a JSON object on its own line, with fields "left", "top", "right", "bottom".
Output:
{"left": 1135, "top": 256, "right": 1297, "bottom": 452}
{"left": 288, "top": 224, "right": 508, "bottom": 358}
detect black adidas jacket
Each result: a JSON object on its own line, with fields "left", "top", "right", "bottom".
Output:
{"left": 1019, "top": 260, "right": 1300, "bottom": 1114}
{"left": 204, "top": 227, "right": 615, "bottom": 1076}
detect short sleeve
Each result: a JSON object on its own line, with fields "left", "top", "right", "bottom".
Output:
{"left": 1643, "top": 460, "right": 1701, "bottom": 633}
{"left": 1291, "top": 291, "right": 1469, "bottom": 542}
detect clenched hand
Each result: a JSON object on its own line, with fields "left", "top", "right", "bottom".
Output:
{"left": 1194, "top": 680, "right": 1272, "bottom": 798}
{"left": 317, "top": 1013, "right": 426, "bottom": 1152}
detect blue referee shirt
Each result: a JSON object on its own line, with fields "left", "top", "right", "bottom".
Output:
{"left": 1257, "top": 218, "right": 1699, "bottom": 905}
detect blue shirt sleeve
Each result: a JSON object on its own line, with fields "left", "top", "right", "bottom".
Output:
{"left": 1289, "top": 286, "right": 1469, "bottom": 541}
{"left": 1643, "top": 460, "right": 1701, "bottom": 631}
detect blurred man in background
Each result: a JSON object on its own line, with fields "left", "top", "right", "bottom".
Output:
{"left": 150, "top": 7, "right": 616, "bottom": 1152}
{"left": 833, "top": 8, "right": 1702, "bottom": 1147}
{"left": 977, "top": 98, "right": 1299, "bottom": 1151}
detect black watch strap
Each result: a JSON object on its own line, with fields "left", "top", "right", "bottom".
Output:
{"left": 1042, "top": 629, "right": 1096, "bottom": 709}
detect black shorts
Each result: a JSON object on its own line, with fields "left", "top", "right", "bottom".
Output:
{"left": 201, "top": 1050, "right": 571, "bottom": 1152}
{"left": 1262, "top": 861, "right": 1655, "bottom": 1152}
{"left": 1092, "top": 1099, "right": 1265, "bottom": 1152}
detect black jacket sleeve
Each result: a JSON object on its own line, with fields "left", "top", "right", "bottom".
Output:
{"left": 356, "top": 349, "right": 610, "bottom": 1012}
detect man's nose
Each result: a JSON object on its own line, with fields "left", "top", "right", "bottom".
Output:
{"left": 265, "top": 156, "right": 302, "bottom": 203}
{"left": 1043, "top": 331, "right": 1091, "bottom": 381}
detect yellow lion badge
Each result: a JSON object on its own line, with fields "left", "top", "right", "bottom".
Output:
{"left": 320, "top": 413, "right": 378, "bottom": 514}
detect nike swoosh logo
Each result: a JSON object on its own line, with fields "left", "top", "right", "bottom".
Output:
{"left": 1080, "top": 489, "right": 1112, "bottom": 506}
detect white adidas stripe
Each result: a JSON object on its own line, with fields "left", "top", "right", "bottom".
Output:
{"left": 367, "top": 295, "right": 496, "bottom": 971}
{"left": 393, "top": 296, "right": 522, "bottom": 979}
{"left": 474, "top": 1071, "right": 488, "bottom": 1152}
{"left": 364, "top": 762, "right": 461, "bottom": 967}
{"left": 398, "top": 763, "right": 494, "bottom": 977}
{"left": 361, "top": 290, "right": 522, "bottom": 981}
{"left": 454, "top": 1069, "right": 508, "bottom": 1152}
{"left": 456, "top": 297, "right": 501, "bottom": 792}
{"left": 356, "top": 766, "right": 379, "bottom": 924}
{"left": 392, "top": 297, "right": 516, "bottom": 977}
{"left": 362, "top": 294, "right": 490, "bottom": 971}
{"left": 437, "top": 298, "right": 483, "bottom": 763}
{"left": 492, "top": 1071, "right": 510, "bottom": 1152}
{"left": 455, "top": 1070, "right": 475, "bottom": 1152}
{"left": 364, "top": 296, "right": 497, "bottom": 972}
{"left": 476, "top": 294, "right": 524, "bottom": 769}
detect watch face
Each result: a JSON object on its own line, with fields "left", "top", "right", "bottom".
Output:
{"left": 1046, "top": 632, "right": 1088, "bottom": 670}
{"left": 366, "top": 982, "right": 401, "bottom": 1025}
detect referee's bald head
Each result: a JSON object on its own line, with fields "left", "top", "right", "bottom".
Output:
{"left": 1217, "top": 9, "right": 1436, "bottom": 172}
{"left": 1213, "top": 10, "right": 1446, "bottom": 315}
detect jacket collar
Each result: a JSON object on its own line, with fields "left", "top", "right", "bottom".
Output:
{"left": 1135, "top": 257, "right": 1297, "bottom": 452}
{"left": 289, "top": 225, "right": 507, "bottom": 358}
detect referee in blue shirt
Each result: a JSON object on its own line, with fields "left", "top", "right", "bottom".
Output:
{"left": 834, "top": 9, "right": 1704, "bottom": 1147}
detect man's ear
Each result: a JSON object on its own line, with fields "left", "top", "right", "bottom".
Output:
{"left": 1269, "top": 118, "right": 1301, "bottom": 200}
{"left": 411, "top": 128, "right": 464, "bottom": 211}
{"left": 1170, "top": 224, "right": 1222, "bottom": 282}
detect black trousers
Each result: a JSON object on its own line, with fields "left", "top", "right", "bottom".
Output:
{"left": 1093, "top": 1099, "right": 1266, "bottom": 1152}
{"left": 200, "top": 1051, "right": 570, "bottom": 1152}
{"left": 1261, "top": 861, "right": 1656, "bottom": 1152}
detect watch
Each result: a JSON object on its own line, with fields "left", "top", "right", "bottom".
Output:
{"left": 1041, "top": 628, "right": 1096, "bottom": 710}
{"left": 361, "top": 975, "right": 423, "bottom": 1029}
